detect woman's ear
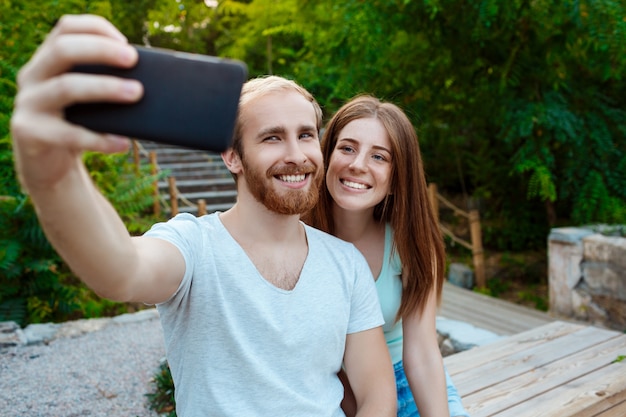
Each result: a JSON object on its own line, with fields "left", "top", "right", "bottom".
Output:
{"left": 221, "top": 148, "right": 243, "bottom": 175}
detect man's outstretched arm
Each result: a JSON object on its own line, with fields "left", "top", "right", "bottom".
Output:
{"left": 11, "top": 14, "right": 184, "bottom": 304}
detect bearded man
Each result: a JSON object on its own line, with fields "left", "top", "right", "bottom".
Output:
{"left": 10, "top": 14, "right": 396, "bottom": 417}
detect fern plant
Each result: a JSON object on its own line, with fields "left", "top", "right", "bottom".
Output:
{"left": 0, "top": 140, "right": 164, "bottom": 325}
{"left": 84, "top": 151, "right": 165, "bottom": 235}
{"left": 0, "top": 74, "right": 163, "bottom": 325}
{"left": 147, "top": 360, "right": 177, "bottom": 417}
{"left": 0, "top": 187, "right": 79, "bottom": 324}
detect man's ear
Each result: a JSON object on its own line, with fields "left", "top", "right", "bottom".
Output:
{"left": 221, "top": 148, "right": 243, "bottom": 175}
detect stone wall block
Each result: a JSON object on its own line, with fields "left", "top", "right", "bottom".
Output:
{"left": 448, "top": 263, "right": 474, "bottom": 289}
{"left": 570, "top": 288, "right": 592, "bottom": 321}
{"left": 549, "top": 227, "right": 626, "bottom": 331}
{"left": 581, "top": 262, "right": 626, "bottom": 299}
{"left": 583, "top": 234, "right": 626, "bottom": 270}
{"left": 548, "top": 227, "right": 593, "bottom": 316}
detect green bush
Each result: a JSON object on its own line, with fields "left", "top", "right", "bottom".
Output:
{"left": 0, "top": 139, "right": 164, "bottom": 325}
{"left": 147, "top": 360, "right": 176, "bottom": 417}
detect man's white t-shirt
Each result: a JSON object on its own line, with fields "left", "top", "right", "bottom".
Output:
{"left": 146, "top": 212, "right": 383, "bottom": 417}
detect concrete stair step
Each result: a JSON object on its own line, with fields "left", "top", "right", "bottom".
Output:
{"left": 157, "top": 161, "right": 230, "bottom": 171}
{"left": 160, "top": 172, "right": 233, "bottom": 182}
{"left": 178, "top": 202, "right": 235, "bottom": 215}
{"left": 133, "top": 141, "right": 237, "bottom": 215}
{"left": 162, "top": 189, "right": 237, "bottom": 201}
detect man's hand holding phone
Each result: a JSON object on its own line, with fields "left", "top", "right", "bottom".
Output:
{"left": 12, "top": 14, "right": 247, "bottom": 197}
{"left": 11, "top": 14, "right": 144, "bottom": 194}
{"left": 65, "top": 46, "right": 247, "bottom": 153}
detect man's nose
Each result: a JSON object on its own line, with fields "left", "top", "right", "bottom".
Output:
{"left": 284, "top": 137, "right": 308, "bottom": 164}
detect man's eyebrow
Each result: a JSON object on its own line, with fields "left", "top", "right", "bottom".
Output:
{"left": 256, "top": 124, "right": 317, "bottom": 139}
{"left": 256, "top": 126, "right": 286, "bottom": 139}
{"left": 299, "top": 124, "right": 317, "bottom": 132}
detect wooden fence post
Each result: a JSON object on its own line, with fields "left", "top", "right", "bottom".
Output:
{"left": 469, "top": 209, "right": 485, "bottom": 288}
{"left": 168, "top": 176, "right": 178, "bottom": 217}
{"left": 132, "top": 140, "right": 140, "bottom": 175}
{"left": 149, "top": 151, "right": 160, "bottom": 217}
{"left": 428, "top": 183, "right": 439, "bottom": 226}
{"left": 197, "top": 199, "right": 206, "bottom": 216}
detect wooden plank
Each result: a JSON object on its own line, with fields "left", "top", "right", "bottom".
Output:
{"left": 594, "top": 400, "right": 626, "bottom": 416}
{"left": 493, "top": 359, "right": 626, "bottom": 416}
{"left": 462, "top": 336, "right": 626, "bottom": 416}
{"left": 453, "top": 324, "right": 620, "bottom": 397}
{"left": 440, "top": 282, "right": 556, "bottom": 335}
{"left": 445, "top": 321, "right": 582, "bottom": 376}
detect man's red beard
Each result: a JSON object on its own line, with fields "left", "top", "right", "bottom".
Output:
{"left": 241, "top": 155, "right": 322, "bottom": 215}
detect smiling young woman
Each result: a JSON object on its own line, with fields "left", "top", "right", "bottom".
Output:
{"left": 305, "top": 95, "right": 469, "bottom": 417}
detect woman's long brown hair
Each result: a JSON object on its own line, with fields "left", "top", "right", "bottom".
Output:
{"left": 304, "top": 95, "right": 445, "bottom": 320}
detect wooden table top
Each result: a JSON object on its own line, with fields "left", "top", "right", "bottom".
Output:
{"left": 444, "top": 320, "right": 626, "bottom": 417}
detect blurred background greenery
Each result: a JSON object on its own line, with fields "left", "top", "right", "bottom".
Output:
{"left": 1, "top": 0, "right": 625, "bottom": 324}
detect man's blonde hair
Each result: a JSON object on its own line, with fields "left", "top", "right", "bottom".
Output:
{"left": 231, "top": 76, "right": 323, "bottom": 157}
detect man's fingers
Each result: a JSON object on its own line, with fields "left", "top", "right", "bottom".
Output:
{"left": 48, "top": 14, "right": 128, "bottom": 42}
{"left": 12, "top": 112, "right": 130, "bottom": 156}
{"left": 10, "top": 14, "right": 134, "bottom": 193}
{"left": 19, "top": 35, "right": 138, "bottom": 87}
{"left": 19, "top": 14, "right": 138, "bottom": 87}
{"left": 15, "top": 72, "right": 143, "bottom": 116}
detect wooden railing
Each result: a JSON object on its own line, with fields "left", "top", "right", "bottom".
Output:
{"left": 132, "top": 141, "right": 210, "bottom": 217}
{"left": 428, "top": 183, "right": 485, "bottom": 288}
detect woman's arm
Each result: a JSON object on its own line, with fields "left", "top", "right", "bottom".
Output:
{"left": 402, "top": 289, "right": 450, "bottom": 417}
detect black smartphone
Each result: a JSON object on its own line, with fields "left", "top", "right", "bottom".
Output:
{"left": 65, "top": 45, "right": 248, "bottom": 152}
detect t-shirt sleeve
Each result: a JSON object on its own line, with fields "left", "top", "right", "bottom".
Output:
{"left": 347, "top": 246, "right": 384, "bottom": 334}
{"left": 144, "top": 213, "right": 200, "bottom": 305}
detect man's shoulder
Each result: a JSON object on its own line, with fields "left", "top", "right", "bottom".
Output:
{"left": 304, "top": 223, "right": 350, "bottom": 246}
{"left": 145, "top": 212, "right": 220, "bottom": 239}
{"left": 303, "top": 224, "right": 364, "bottom": 262}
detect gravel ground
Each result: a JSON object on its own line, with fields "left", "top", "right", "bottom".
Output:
{"left": 0, "top": 311, "right": 166, "bottom": 417}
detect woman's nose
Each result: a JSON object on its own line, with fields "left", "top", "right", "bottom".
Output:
{"left": 348, "top": 153, "right": 367, "bottom": 172}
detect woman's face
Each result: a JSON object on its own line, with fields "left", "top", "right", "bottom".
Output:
{"left": 326, "top": 117, "right": 393, "bottom": 212}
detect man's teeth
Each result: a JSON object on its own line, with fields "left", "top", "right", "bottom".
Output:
{"left": 342, "top": 180, "right": 368, "bottom": 189}
{"left": 279, "top": 174, "right": 306, "bottom": 183}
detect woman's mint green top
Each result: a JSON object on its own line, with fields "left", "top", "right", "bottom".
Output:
{"left": 375, "top": 223, "right": 404, "bottom": 364}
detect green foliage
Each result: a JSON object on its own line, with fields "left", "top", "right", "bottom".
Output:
{"left": 284, "top": 0, "right": 626, "bottom": 249}
{"left": 147, "top": 360, "right": 177, "bottom": 417}
{"left": 0, "top": 191, "right": 81, "bottom": 325}
{"left": 84, "top": 151, "right": 164, "bottom": 235}
{"left": 482, "top": 277, "right": 511, "bottom": 298}
{"left": 216, "top": 0, "right": 303, "bottom": 77}
{"left": 0, "top": 0, "right": 163, "bottom": 325}
{"left": 109, "top": 0, "right": 157, "bottom": 44}
{"left": 518, "top": 288, "right": 549, "bottom": 312}
{"left": 146, "top": 0, "right": 219, "bottom": 54}
{"left": 0, "top": 148, "right": 160, "bottom": 325}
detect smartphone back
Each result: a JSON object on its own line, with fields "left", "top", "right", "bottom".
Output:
{"left": 65, "top": 46, "right": 247, "bottom": 152}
